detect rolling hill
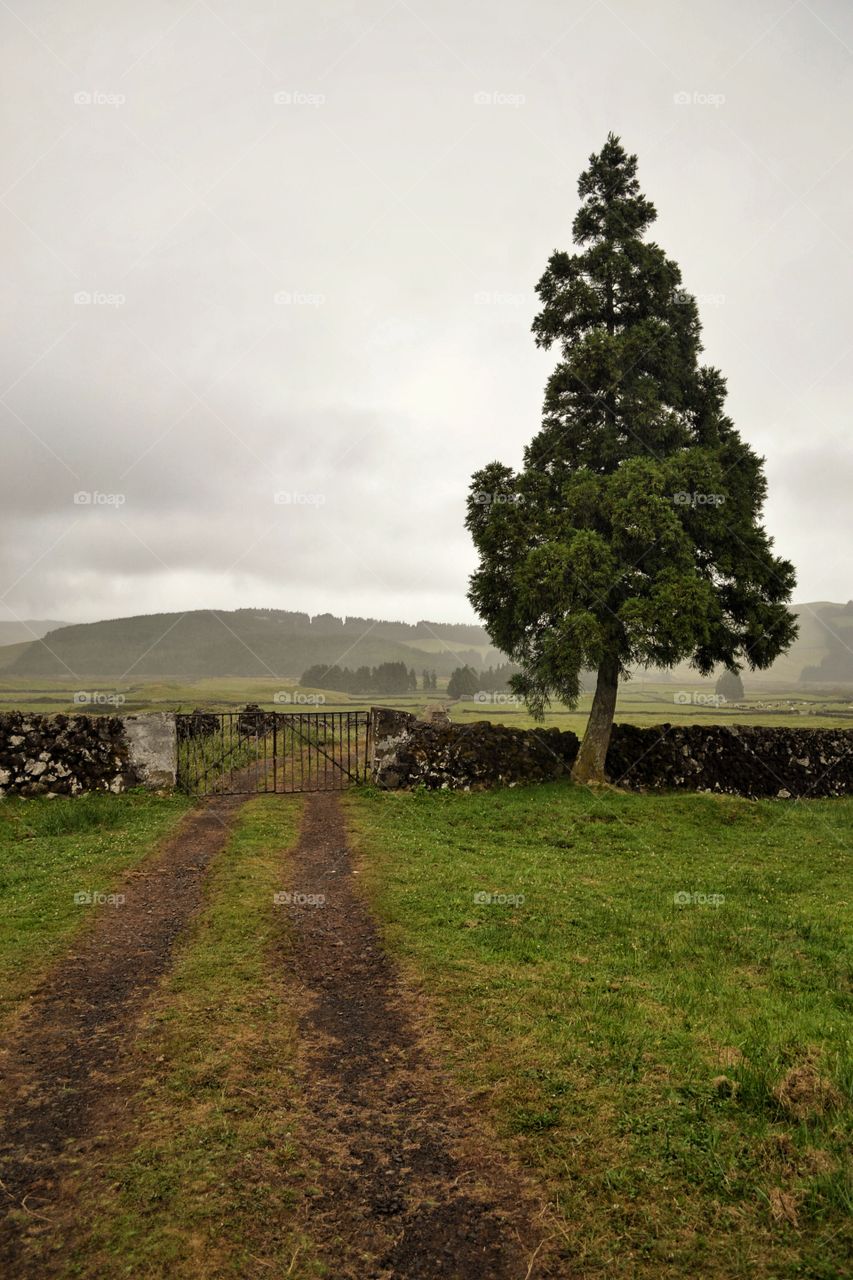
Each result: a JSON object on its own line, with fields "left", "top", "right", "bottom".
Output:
{"left": 1, "top": 603, "right": 850, "bottom": 686}
{"left": 3, "top": 610, "right": 498, "bottom": 679}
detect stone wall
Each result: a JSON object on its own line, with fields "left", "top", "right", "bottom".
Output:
{"left": 371, "top": 710, "right": 853, "bottom": 798}
{"left": 371, "top": 709, "right": 580, "bottom": 790}
{"left": 606, "top": 723, "right": 853, "bottom": 798}
{"left": 0, "top": 712, "right": 177, "bottom": 798}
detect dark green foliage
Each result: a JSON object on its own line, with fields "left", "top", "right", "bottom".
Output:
{"left": 467, "top": 134, "right": 797, "bottom": 720}
{"left": 447, "top": 665, "right": 480, "bottom": 699}
{"left": 477, "top": 662, "right": 518, "bottom": 692}
{"left": 301, "top": 661, "right": 414, "bottom": 695}
{"left": 715, "top": 668, "right": 745, "bottom": 702}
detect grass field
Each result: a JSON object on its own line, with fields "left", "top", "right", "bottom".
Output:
{"left": 0, "top": 791, "right": 190, "bottom": 1030}
{"left": 346, "top": 783, "right": 852, "bottom": 1279}
{"left": 1, "top": 673, "right": 852, "bottom": 729}
{"left": 1, "top": 782, "right": 850, "bottom": 1276}
{"left": 63, "top": 795, "right": 317, "bottom": 1279}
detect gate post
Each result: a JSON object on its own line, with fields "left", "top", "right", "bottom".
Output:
{"left": 369, "top": 708, "right": 416, "bottom": 788}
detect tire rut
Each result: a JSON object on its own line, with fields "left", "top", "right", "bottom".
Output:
{"left": 0, "top": 796, "right": 244, "bottom": 1274}
{"left": 283, "top": 792, "right": 566, "bottom": 1280}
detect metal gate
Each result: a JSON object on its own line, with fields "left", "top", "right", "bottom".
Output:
{"left": 176, "top": 709, "right": 372, "bottom": 795}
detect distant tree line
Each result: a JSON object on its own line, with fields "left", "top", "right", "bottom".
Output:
{"left": 301, "top": 662, "right": 438, "bottom": 695}
{"left": 446, "top": 662, "right": 517, "bottom": 699}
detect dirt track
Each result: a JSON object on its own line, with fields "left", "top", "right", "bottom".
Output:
{"left": 0, "top": 797, "right": 243, "bottom": 1275}
{"left": 282, "top": 793, "right": 565, "bottom": 1279}
{"left": 0, "top": 790, "right": 567, "bottom": 1278}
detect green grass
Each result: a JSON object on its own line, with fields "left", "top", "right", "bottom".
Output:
{"left": 0, "top": 792, "right": 190, "bottom": 1028}
{"left": 1, "top": 673, "right": 850, "bottom": 726}
{"left": 62, "top": 794, "right": 320, "bottom": 1279}
{"left": 346, "top": 783, "right": 852, "bottom": 1279}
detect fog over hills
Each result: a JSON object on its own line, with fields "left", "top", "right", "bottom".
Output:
{"left": 2, "top": 602, "right": 851, "bottom": 687}
{"left": 0, "top": 621, "right": 66, "bottom": 647}
{"left": 4, "top": 610, "right": 499, "bottom": 680}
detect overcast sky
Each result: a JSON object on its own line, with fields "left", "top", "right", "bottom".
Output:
{"left": 1, "top": 0, "right": 851, "bottom": 628}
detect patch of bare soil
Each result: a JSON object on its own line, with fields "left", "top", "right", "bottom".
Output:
{"left": 0, "top": 797, "right": 243, "bottom": 1275}
{"left": 282, "top": 793, "right": 568, "bottom": 1279}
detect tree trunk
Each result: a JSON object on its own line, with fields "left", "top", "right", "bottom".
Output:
{"left": 571, "top": 652, "right": 619, "bottom": 784}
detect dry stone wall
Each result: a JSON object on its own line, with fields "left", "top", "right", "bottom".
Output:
{"left": 0, "top": 712, "right": 177, "bottom": 797}
{"left": 371, "top": 709, "right": 853, "bottom": 798}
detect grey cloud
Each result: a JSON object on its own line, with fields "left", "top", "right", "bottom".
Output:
{"left": 2, "top": 0, "right": 851, "bottom": 625}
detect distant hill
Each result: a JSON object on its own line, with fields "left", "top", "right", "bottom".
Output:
{"left": 640, "top": 601, "right": 853, "bottom": 687}
{"left": 2, "top": 602, "right": 849, "bottom": 687}
{"left": 799, "top": 601, "right": 853, "bottom": 683}
{"left": 0, "top": 619, "right": 65, "bottom": 646}
{"left": 5, "top": 610, "right": 495, "bottom": 679}
{"left": 0, "top": 641, "right": 34, "bottom": 672}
